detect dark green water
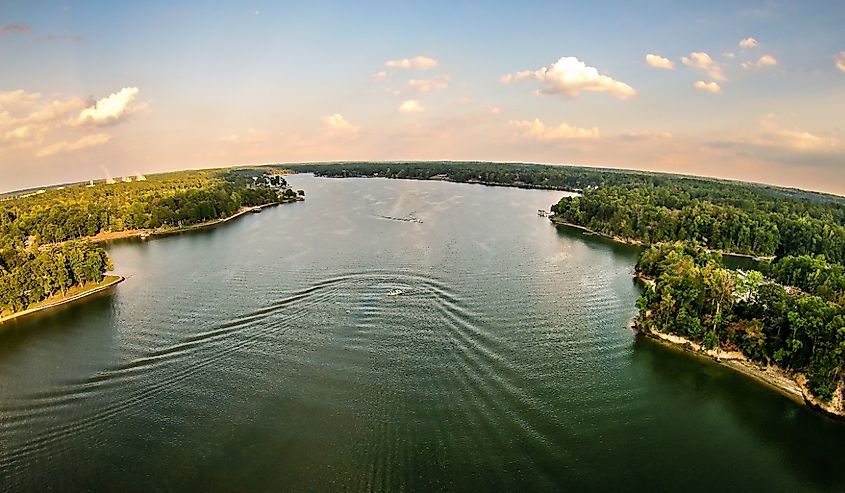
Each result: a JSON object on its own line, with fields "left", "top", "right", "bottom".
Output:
{"left": 1, "top": 175, "right": 844, "bottom": 492}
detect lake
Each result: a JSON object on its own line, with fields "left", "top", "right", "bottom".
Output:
{"left": 1, "top": 175, "right": 843, "bottom": 492}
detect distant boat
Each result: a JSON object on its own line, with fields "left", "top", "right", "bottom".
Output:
{"left": 387, "top": 289, "right": 404, "bottom": 296}
{"left": 538, "top": 209, "right": 549, "bottom": 216}
{"left": 139, "top": 232, "right": 150, "bottom": 240}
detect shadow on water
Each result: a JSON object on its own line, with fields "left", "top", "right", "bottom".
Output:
{"left": 0, "top": 289, "right": 117, "bottom": 351}
{"left": 631, "top": 335, "right": 845, "bottom": 489}
{"left": 552, "top": 223, "right": 642, "bottom": 260}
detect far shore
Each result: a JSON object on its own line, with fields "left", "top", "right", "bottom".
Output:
{"left": 0, "top": 275, "right": 124, "bottom": 326}
{"left": 634, "top": 322, "right": 845, "bottom": 420}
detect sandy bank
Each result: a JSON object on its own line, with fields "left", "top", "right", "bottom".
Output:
{"left": 637, "top": 325, "right": 845, "bottom": 419}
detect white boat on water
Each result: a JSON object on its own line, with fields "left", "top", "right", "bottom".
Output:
{"left": 387, "top": 289, "right": 404, "bottom": 296}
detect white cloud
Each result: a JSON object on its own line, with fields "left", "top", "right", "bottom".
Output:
{"left": 36, "top": 133, "right": 111, "bottom": 158}
{"left": 0, "top": 89, "right": 42, "bottom": 110}
{"left": 372, "top": 70, "right": 389, "bottom": 81}
{"left": 834, "top": 51, "right": 845, "bottom": 73}
{"left": 682, "top": 52, "right": 725, "bottom": 81}
{"left": 0, "top": 89, "right": 86, "bottom": 151}
{"left": 384, "top": 88, "right": 402, "bottom": 96}
{"left": 723, "top": 52, "right": 736, "bottom": 59}
{"left": 502, "top": 56, "right": 636, "bottom": 99}
{"left": 408, "top": 75, "right": 450, "bottom": 94}
{"left": 739, "top": 37, "right": 758, "bottom": 49}
{"left": 742, "top": 54, "right": 778, "bottom": 69}
{"left": 321, "top": 113, "right": 360, "bottom": 137}
{"left": 76, "top": 87, "right": 146, "bottom": 126}
{"left": 385, "top": 56, "right": 438, "bottom": 70}
{"left": 693, "top": 81, "right": 722, "bottom": 93}
{"left": 398, "top": 100, "right": 425, "bottom": 113}
{"left": 510, "top": 118, "right": 600, "bottom": 141}
{"left": 645, "top": 54, "right": 674, "bottom": 70}
{"left": 490, "top": 106, "right": 501, "bottom": 114}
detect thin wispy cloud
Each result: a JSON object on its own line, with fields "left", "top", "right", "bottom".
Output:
{"left": 510, "top": 118, "right": 600, "bottom": 140}
{"left": 408, "top": 75, "right": 450, "bottom": 94}
{"left": 385, "top": 56, "right": 438, "bottom": 70}
{"left": 0, "top": 24, "right": 30, "bottom": 36}
{"left": 36, "top": 133, "right": 112, "bottom": 158}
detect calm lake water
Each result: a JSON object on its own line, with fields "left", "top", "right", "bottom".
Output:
{"left": 1, "top": 175, "right": 844, "bottom": 492}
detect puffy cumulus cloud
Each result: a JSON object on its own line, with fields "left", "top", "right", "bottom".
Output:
{"left": 407, "top": 75, "right": 450, "bottom": 94}
{"left": 835, "top": 51, "right": 845, "bottom": 73}
{"left": 510, "top": 118, "right": 600, "bottom": 141}
{"left": 739, "top": 37, "right": 759, "bottom": 49}
{"left": 743, "top": 54, "right": 778, "bottom": 69}
{"left": 398, "top": 100, "right": 425, "bottom": 113}
{"left": 692, "top": 81, "right": 722, "bottom": 93}
{"left": 371, "top": 70, "right": 389, "bottom": 81}
{"left": 502, "top": 56, "right": 636, "bottom": 99}
{"left": 36, "top": 133, "right": 112, "bottom": 158}
{"left": 645, "top": 54, "right": 674, "bottom": 69}
{"left": 76, "top": 87, "right": 146, "bottom": 126}
{"left": 321, "top": 113, "right": 360, "bottom": 137}
{"left": 682, "top": 52, "right": 725, "bottom": 81}
{"left": 385, "top": 56, "right": 438, "bottom": 70}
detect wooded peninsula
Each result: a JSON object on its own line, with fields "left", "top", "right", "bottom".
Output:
{"left": 0, "top": 168, "right": 302, "bottom": 320}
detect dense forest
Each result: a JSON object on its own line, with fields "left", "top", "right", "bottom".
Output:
{"left": 0, "top": 168, "right": 293, "bottom": 316}
{"left": 635, "top": 243, "right": 844, "bottom": 402}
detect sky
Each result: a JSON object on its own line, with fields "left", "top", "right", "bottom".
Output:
{"left": 1, "top": 0, "right": 844, "bottom": 194}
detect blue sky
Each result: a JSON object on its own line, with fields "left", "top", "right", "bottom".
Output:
{"left": 1, "top": 0, "right": 844, "bottom": 193}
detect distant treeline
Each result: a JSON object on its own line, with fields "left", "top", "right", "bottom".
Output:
{"left": 0, "top": 168, "right": 286, "bottom": 315}
{"left": 636, "top": 243, "right": 844, "bottom": 403}
{"left": 286, "top": 161, "right": 845, "bottom": 261}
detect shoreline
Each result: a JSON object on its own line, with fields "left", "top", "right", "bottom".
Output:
{"left": 549, "top": 215, "right": 774, "bottom": 261}
{"left": 0, "top": 275, "right": 124, "bottom": 325}
{"left": 87, "top": 201, "right": 289, "bottom": 244}
{"left": 635, "top": 323, "right": 845, "bottom": 420}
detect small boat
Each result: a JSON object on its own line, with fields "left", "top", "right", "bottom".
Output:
{"left": 387, "top": 289, "right": 404, "bottom": 296}
{"left": 139, "top": 232, "right": 150, "bottom": 240}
